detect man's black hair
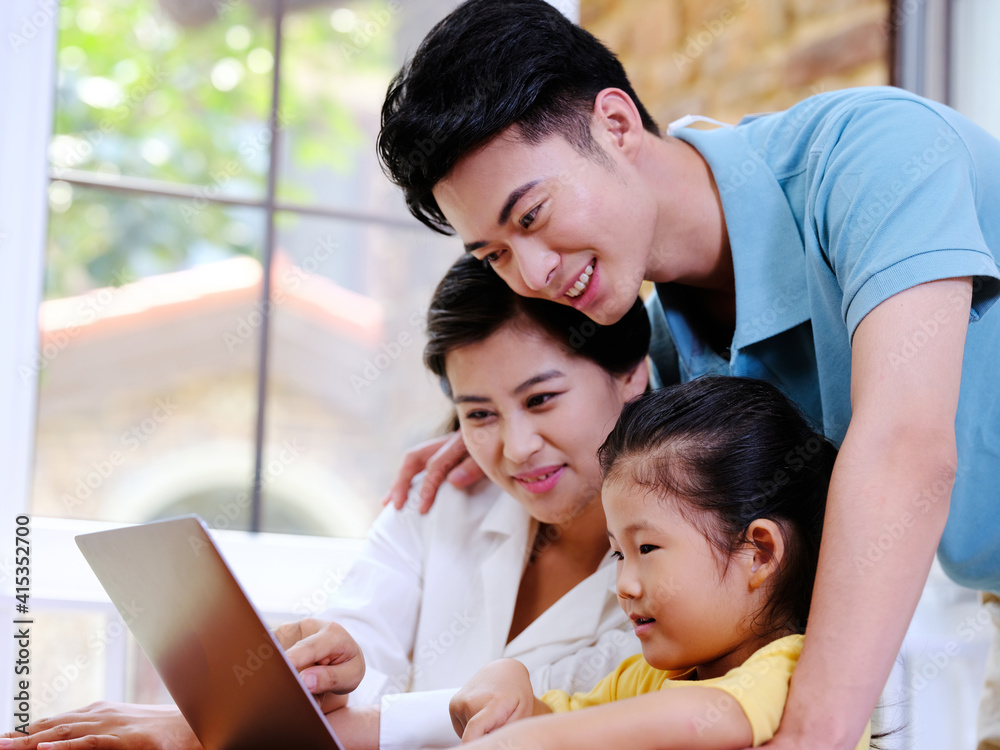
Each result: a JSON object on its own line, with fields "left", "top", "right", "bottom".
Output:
{"left": 378, "top": 0, "right": 660, "bottom": 234}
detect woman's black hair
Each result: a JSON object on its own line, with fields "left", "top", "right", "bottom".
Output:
{"left": 378, "top": 0, "right": 660, "bottom": 234}
{"left": 424, "top": 254, "right": 650, "bottom": 394}
{"left": 599, "top": 376, "right": 837, "bottom": 636}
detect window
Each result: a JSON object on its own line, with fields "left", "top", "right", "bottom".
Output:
{"left": 3, "top": 0, "right": 578, "bottom": 724}
{"left": 33, "top": 0, "right": 463, "bottom": 538}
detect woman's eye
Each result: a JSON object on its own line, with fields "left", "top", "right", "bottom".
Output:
{"left": 464, "top": 410, "right": 492, "bottom": 421}
{"left": 526, "top": 392, "right": 556, "bottom": 408}
{"left": 610, "top": 550, "right": 623, "bottom": 561}
{"left": 481, "top": 249, "right": 504, "bottom": 267}
{"left": 520, "top": 205, "right": 541, "bottom": 229}
{"left": 639, "top": 544, "right": 658, "bottom": 555}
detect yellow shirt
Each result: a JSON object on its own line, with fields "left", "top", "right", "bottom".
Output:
{"left": 541, "top": 635, "right": 872, "bottom": 749}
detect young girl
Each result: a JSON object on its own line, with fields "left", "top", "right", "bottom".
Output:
{"left": 449, "top": 376, "right": 873, "bottom": 750}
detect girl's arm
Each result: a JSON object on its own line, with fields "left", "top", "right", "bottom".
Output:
{"left": 460, "top": 686, "right": 753, "bottom": 750}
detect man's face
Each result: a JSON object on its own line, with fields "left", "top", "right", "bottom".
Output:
{"left": 431, "top": 127, "right": 657, "bottom": 325}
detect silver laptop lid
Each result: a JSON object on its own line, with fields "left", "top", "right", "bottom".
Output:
{"left": 76, "top": 515, "right": 344, "bottom": 750}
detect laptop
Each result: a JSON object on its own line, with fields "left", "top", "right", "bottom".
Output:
{"left": 76, "top": 515, "right": 345, "bottom": 750}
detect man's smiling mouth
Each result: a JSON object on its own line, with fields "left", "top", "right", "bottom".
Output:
{"left": 565, "top": 260, "right": 595, "bottom": 298}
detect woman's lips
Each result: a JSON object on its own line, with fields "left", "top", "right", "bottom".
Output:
{"left": 513, "top": 465, "right": 566, "bottom": 494}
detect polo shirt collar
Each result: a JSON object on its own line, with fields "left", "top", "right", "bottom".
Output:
{"left": 670, "top": 124, "right": 811, "bottom": 349}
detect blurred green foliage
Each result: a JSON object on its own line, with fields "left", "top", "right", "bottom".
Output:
{"left": 47, "top": 0, "right": 397, "bottom": 298}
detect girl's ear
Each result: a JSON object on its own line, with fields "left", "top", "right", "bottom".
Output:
{"left": 618, "top": 359, "right": 650, "bottom": 401}
{"left": 745, "top": 519, "right": 786, "bottom": 591}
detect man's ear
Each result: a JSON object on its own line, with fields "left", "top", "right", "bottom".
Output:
{"left": 592, "top": 87, "right": 646, "bottom": 159}
{"left": 745, "top": 519, "right": 786, "bottom": 591}
{"left": 618, "top": 358, "right": 650, "bottom": 401}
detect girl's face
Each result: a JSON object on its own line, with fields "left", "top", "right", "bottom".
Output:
{"left": 444, "top": 320, "right": 647, "bottom": 525}
{"left": 604, "top": 479, "right": 763, "bottom": 680}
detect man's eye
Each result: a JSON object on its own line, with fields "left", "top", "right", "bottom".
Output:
{"left": 520, "top": 205, "right": 541, "bottom": 229}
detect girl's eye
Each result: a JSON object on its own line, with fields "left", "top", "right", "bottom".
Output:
{"left": 519, "top": 205, "right": 541, "bottom": 229}
{"left": 610, "top": 550, "right": 623, "bottom": 561}
{"left": 526, "top": 392, "right": 557, "bottom": 408}
{"left": 639, "top": 544, "right": 658, "bottom": 555}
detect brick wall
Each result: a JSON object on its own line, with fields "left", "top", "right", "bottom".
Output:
{"left": 581, "top": 0, "right": 891, "bottom": 128}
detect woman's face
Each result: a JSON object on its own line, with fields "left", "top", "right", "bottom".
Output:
{"left": 444, "top": 319, "right": 647, "bottom": 525}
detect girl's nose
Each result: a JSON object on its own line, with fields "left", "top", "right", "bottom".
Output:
{"left": 616, "top": 563, "right": 642, "bottom": 600}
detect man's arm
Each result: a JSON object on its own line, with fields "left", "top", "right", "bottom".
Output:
{"left": 758, "top": 277, "right": 972, "bottom": 749}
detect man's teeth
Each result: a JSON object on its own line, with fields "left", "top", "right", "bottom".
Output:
{"left": 566, "top": 264, "right": 594, "bottom": 298}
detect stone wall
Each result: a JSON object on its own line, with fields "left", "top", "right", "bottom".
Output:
{"left": 581, "top": 0, "right": 892, "bottom": 127}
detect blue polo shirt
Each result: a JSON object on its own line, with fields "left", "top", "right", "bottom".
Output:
{"left": 648, "top": 86, "right": 1000, "bottom": 591}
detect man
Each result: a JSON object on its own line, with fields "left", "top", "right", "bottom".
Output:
{"left": 377, "top": 1, "right": 1000, "bottom": 748}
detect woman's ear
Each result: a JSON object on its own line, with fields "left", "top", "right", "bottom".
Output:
{"left": 745, "top": 519, "right": 786, "bottom": 591}
{"left": 619, "top": 358, "right": 650, "bottom": 401}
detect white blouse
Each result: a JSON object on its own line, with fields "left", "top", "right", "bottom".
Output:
{"left": 320, "top": 478, "right": 640, "bottom": 750}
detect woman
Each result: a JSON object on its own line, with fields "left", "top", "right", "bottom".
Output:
{"left": 5, "top": 254, "right": 650, "bottom": 750}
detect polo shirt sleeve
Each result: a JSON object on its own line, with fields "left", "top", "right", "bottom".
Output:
{"left": 810, "top": 98, "right": 1000, "bottom": 339}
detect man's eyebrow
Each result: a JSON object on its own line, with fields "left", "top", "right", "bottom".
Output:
{"left": 513, "top": 370, "right": 564, "bottom": 395}
{"left": 462, "top": 180, "right": 544, "bottom": 253}
{"left": 498, "top": 180, "right": 542, "bottom": 226}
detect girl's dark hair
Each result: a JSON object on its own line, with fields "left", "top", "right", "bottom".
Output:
{"left": 378, "top": 0, "right": 660, "bottom": 234}
{"left": 424, "top": 254, "right": 650, "bottom": 394}
{"left": 599, "top": 376, "right": 837, "bottom": 636}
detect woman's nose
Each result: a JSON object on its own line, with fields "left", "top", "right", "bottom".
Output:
{"left": 502, "top": 416, "right": 544, "bottom": 464}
